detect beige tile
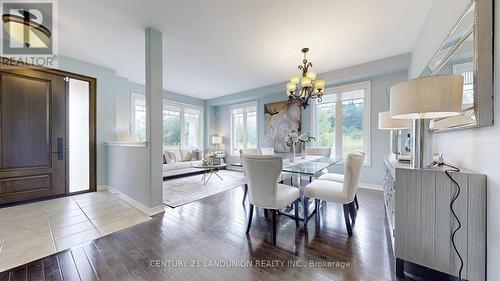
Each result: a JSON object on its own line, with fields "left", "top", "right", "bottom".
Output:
{"left": 0, "top": 242, "right": 55, "bottom": 272}
{"left": 49, "top": 214, "right": 89, "bottom": 230}
{"left": 91, "top": 208, "right": 145, "bottom": 227}
{"left": 83, "top": 202, "right": 132, "bottom": 220}
{"left": 4, "top": 224, "right": 50, "bottom": 243}
{"left": 43, "top": 200, "right": 81, "bottom": 213}
{"left": 47, "top": 207, "right": 85, "bottom": 222}
{"left": 2, "top": 231, "right": 52, "bottom": 253}
{"left": 52, "top": 220, "right": 96, "bottom": 240}
{"left": 97, "top": 215, "right": 151, "bottom": 236}
{"left": 54, "top": 228, "right": 100, "bottom": 252}
{"left": 1, "top": 216, "right": 49, "bottom": 233}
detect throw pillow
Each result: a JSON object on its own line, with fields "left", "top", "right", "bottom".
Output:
{"left": 167, "top": 151, "right": 181, "bottom": 163}
{"left": 180, "top": 149, "right": 192, "bottom": 162}
{"left": 163, "top": 150, "right": 172, "bottom": 164}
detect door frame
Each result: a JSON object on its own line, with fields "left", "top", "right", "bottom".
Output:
{"left": 1, "top": 58, "right": 97, "bottom": 195}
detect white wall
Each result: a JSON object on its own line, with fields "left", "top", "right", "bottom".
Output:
{"left": 409, "top": 0, "right": 498, "bottom": 279}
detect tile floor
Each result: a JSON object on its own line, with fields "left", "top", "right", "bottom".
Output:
{"left": 0, "top": 191, "right": 152, "bottom": 272}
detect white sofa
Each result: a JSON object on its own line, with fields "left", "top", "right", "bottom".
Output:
{"left": 163, "top": 149, "right": 204, "bottom": 178}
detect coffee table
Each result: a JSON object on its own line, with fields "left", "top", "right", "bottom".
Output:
{"left": 192, "top": 163, "right": 227, "bottom": 185}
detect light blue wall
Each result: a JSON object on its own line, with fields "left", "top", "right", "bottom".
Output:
{"left": 206, "top": 54, "right": 410, "bottom": 186}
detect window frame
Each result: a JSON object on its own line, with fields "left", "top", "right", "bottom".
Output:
{"left": 230, "top": 101, "right": 259, "bottom": 155}
{"left": 311, "top": 81, "right": 371, "bottom": 166}
{"left": 130, "top": 93, "right": 204, "bottom": 149}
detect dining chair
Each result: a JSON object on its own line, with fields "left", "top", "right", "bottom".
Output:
{"left": 304, "top": 147, "right": 332, "bottom": 157}
{"left": 317, "top": 151, "right": 365, "bottom": 209}
{"left": 303, "top": 147, "right": 332, "bottom": 182}
{"left": 303, "top": 152, "right": 365, "bottom": 236}
{"left": 240, "top": 149, "right": 260, "bottom": 204}
{"left": 241, "top": 153, "right": 300, "bottom": 245}
{"left": 259, "top": 147, "right": 275, "bottom": 155}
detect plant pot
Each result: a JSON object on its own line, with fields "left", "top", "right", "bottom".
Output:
{"left": 301, "top": 143, "right": 306, "bottom": 159}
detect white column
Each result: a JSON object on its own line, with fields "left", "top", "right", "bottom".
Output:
{"left": 145, "top": 28, "right": 164, "bottom": 208}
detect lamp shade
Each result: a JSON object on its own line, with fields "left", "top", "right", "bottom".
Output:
{"left": 212, "top": 136, "right": 223, "bottom": 145}
{"left": 378, "top": 111, "right": 411, "bottom": 130}
{"left": 390, "top": 75, "right": 464, "bottom": 119}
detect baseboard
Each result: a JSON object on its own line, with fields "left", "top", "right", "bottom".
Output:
{"left": 358, "top": 183, "right": 383, "bottom": 191}
{"left": 99, "top": 185, "right": 165, "bottom": 216}
{"left": 97, "top": 185, "right": 109, "bottom": 191}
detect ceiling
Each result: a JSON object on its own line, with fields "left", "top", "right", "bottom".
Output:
{"left": 58, "top": 0, "right": 432, "bottom": 99}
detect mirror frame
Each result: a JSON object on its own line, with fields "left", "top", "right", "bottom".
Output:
{"left": 422, "top": 0, "right": 494, "bottom": 132}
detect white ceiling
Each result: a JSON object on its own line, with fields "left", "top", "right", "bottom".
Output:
{"left": 58, "top": 0, "right": 432, "bottom": 99}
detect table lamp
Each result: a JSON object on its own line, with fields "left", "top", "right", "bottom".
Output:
{"left": 389, "top": 75, "right": 463, "bottom": 168}
{"left": 212, "top": 136, "right": 223, "bottom": 151}
{"left": 378, "top": 111, "right": 412, "bottom": 160}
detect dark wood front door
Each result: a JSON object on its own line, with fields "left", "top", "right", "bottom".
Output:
{"left": 0, "top": 69, "right": 66, "bottom": 205}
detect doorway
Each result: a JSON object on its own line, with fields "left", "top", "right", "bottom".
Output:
{"left": 0, "top": 67, "right": 96, "bottom": 205}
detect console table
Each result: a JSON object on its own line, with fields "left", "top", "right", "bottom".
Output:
{"left": 383, "top": 157, "right": 486, "bottom": 281}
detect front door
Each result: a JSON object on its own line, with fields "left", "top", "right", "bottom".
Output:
{"left": 0, "top": 69, "right": 66, "bottom": 204}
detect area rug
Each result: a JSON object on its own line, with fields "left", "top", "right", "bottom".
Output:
{"left": 163, "top": 170, "right": 245, "bottom": 208}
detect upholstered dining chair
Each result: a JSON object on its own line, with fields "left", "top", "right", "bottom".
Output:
{"left": 259, "top": 147, "right": 275, "bottom": 155}
{"left": 240, "top": 149, "right": 260, "bottom": 204}
{"left": 302, "top": 147, "right": 332, "bottom": 182}
{"left": 303, "top": 152, "right": 365, "bottom": 236}
{"left": 241, "top": 153, "right": 300, "bottom": 245}
{"left": 317, "top": 151, "right": 365, "bottom": 209}
{"left": 304, "top": 147, "right": 332, "bottom": 157}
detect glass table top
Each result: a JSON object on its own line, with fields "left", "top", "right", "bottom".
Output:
{"left": 282, "top": 157, "right": 342, "bottom": 175}
{"left": 232, "top": 156, "right": 341, "bottom": 176}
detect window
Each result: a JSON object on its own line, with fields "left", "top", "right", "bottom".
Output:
{"left": 131, "top": 93, "right": 146, "bottom": 141}
{"left": 312, "top": 81, "right": 370, "bottom": 164}
{"left": 231, "top": 102, "right": 258, "bottom": 154}
{"left": 452, "top": 61, "right": 474, "bottom": 108}
{"left": 131, "top": 93, "right": 203, "bottom": 149}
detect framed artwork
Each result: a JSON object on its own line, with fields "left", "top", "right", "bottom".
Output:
{"left": 263, "top": 101, "right": 301, "bottom": 152}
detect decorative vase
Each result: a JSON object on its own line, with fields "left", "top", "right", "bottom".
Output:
{"left": 301, "top": 142, "right": 306, "bottom": 159}
{"left": 289, "top": 145, "right": 295, "bottom": 162}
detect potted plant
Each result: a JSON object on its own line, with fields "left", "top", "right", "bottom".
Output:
{"left": 299, "top": 133, "right": 315, "bottom": 159}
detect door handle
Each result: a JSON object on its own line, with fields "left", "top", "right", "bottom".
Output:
{"left": 51, "top": 137, "right": 64, "bottom": 160}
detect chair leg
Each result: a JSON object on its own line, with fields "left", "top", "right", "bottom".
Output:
{"left": 294, "top": 199, "right": 300, "bottom": 227}
{"left": 314, "top": 199, "right": 320, "bottom": 224}
{"left": 242, "top": 184, "right": 248, "bottom": 204}
{"left": 343, "top": 204, "right": 353, "bottom": 236}
{"left": 246, "top": 204, "right": 254, "bottom": 234}
{"left": 354, "top": 194, "right": 359, "bottom": 210}
{"left": 348, "top": 201, "right": 357, "bottom": 224}
{"left": 271, "top": 210, "right": 277, "bottom": 246}
{"left": 290, "top": 177, "right": 293, "bottom": 186}
{"left": 264, "top": 209, "right": 269, "bottom": 220}
{"left": 303, "top": 197, "right": 309, "bottom": 229}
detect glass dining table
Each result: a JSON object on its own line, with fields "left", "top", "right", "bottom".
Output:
{"left": 232, "top": 155, "right": 342, "bottom": 220}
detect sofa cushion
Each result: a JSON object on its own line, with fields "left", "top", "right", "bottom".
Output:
{"left": 163, "top": 161, "right": 193, "bottom": 171}
{"left": 180, "top": 149, "right": 192, "bottom": 161}
{"left": 163, "top": 150, "right": 173, "bottom": 164}
{"left": 167, "top": 150, "right": 182, "bottom": 162}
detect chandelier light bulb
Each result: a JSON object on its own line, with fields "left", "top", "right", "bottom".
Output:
{"left": 290, "top": 75, "right": 300, "bottom": 84}
{"left": 306, "top": 71, "right": 316, "bottom": 81}
{"left": 301, "top": 77, "right": 312, "bottom": 87}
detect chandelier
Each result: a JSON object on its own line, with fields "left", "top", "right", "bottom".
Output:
{"left": 286, "top": 48, "right": 326, "bottom": 109}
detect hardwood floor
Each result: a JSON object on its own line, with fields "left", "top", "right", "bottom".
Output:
{"left": 0, "top": 186, "right": 398, "bottom": 281}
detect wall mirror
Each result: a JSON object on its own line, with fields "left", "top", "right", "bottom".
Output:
{"left": 420, "top": 0, "right": 493, "bottom": 132}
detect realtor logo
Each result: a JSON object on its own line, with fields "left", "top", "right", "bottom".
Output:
{"left": 0, "top": 0, "right": 58, "bottom": 67}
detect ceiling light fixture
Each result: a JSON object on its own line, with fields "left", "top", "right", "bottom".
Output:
{"left": 2, "top": 9, "right": 51, "bottom": 48}
{"left": 286, "top": 48, "right": 326, "bottom": 109}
